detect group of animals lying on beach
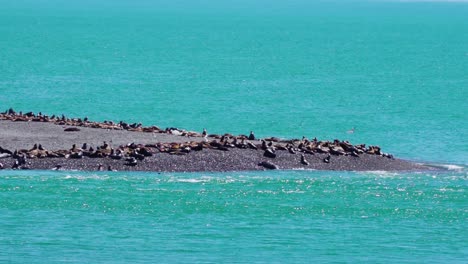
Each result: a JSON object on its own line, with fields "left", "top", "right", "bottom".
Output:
{"left": 0, "top": 108, "right": 393, "bottom": 171}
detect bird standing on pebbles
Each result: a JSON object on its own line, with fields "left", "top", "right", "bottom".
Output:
{"left": 248, "top": 131, "right": 255, "bottom": 140}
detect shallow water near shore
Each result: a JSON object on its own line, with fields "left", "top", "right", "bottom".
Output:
{"left": 0, "top": 0, "right": 467, "bottom": 262}
{"left": 1, "top": 168, "right": 467, "bottom": 263}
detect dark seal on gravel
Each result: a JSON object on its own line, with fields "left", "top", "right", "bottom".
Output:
{"left": 64, "top": 127, "right": 81, "bottom": 132}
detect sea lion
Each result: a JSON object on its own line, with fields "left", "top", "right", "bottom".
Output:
{"left": 258, "top": 161, "right": 279, "bottom": 170}
{"left": 0, "top": 153, "right": 10, "bottom": 159}
{"left": 261, "top": 140, "right": 267, "bottom": 150}
{"left": 138, "top": 147, "right": 153, "bottom": 157}
{"left": 217, "top": 146, "right": 229, "bottom": 151}
{"left": 64, "top": 127, "right": 80, "bottom": 132}
{"left": 192, "top": 143, "right": 203, "bottom": 151}
{"left": 300, "top": 154, "right": 309, "bottom": 165}
{"left": 223, "top": 141, "right": 236, "bottom": 148}
{"left": 330, "top": 147, "right": 346, "bottom": 156}
{"left": 274, "top": 144, "right": 287, "bottom": 151}
{"left": 68, "top": 152, "right": 83, "bottom": 159}
{"left": 130, "top": 150, "right": 145, "bottom": 161}
{"left": 125, "top": 157, "right": 138, "bottom": 166}
{"left": 264, "top": 148, "right": 277, "bottom": 158}
{"left": 382, "top": 153, "right": 394, "bottom": 159}
{"left": 16, "top": 154, "right": 27, "bottom": 166}
{"left": 110, "top": 149, "right": 123, "bottom": 160}
{"left": 0, "top": 146, "right": 12, "bottom": 155}
{"left": 247, "top": 142, "right": 258, "bottom": 150}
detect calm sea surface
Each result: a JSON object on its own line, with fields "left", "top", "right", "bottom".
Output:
{"left": 0, "top": 0, "right": 467, "bottom": 263}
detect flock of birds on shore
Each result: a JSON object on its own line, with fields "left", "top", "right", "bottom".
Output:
{"left": 0, "top": 108, "right": 393, "bottom": 171}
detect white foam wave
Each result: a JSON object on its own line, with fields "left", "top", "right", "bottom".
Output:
{"left": 438, "top": 164, "right": 465, "bottom": 171}
{"left": 168, "top": 176, "right": 214, "bottom": 183}
{"left": 62, "top": 174, "right": 110, "bottom": 180}
{"left": 360, "top": 171, "right": 402, "bottom": 177}
{"left": 175, "top": 178, "right": 207, "bottom": 183}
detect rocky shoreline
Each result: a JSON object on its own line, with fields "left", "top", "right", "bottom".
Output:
{"left": 0, "top": 108, "right": 439, "bottom": 172}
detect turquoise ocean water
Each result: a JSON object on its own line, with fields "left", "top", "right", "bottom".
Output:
{"left": 0, "top": 0, "right": 467, "bottom": 262}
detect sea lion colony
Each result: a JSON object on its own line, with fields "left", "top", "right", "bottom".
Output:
{"left": 0, "top": 108, "right": 393, "bottom": 170}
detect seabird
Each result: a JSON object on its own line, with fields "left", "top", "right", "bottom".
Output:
{"left": 323, "top": 154, "right": 331, "bottom": 163}
{"left": 301, "top": 154, "right": 309, "bottom": 165}
{"left": 261, "top": 140, "right": 267, "bottom": 150}
{"left": 248, "top": 131, "right": 255, "bottom": 140}
{"left": 12, "top": 160, "right": 20, "bottom": 169}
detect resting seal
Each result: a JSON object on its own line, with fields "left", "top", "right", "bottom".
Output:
{"left": 64, "top": 127, "right": 80, "bottom": 132}
{"left": 264, "top": 148, "right": 277, "bottom": 158}
{"left": 258, "top": 161, "right": 279, "bottom": 170}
